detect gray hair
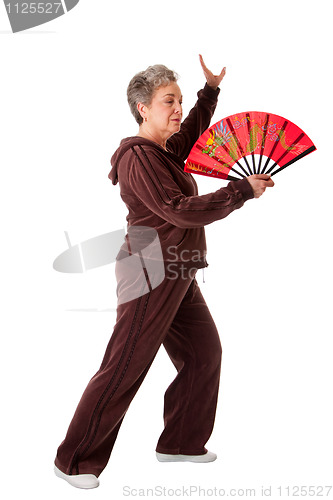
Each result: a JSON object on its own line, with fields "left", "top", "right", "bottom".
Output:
{"left": 127, "top": 64, "right": 179, "bottom": 125}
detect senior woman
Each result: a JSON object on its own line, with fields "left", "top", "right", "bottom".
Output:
{"left": 54, "top": 56, "right": 274, "bottom": 489}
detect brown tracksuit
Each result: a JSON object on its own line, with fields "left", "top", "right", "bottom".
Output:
{"left": 54, "top": 84, "right": 254, "bottom": 478}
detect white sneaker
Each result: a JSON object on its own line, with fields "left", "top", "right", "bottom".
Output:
{"left": 156, "top": 451, "right": 217, "bottom": 463}
{"left": 54, "top": 465, "right": 99, "bottom": 489}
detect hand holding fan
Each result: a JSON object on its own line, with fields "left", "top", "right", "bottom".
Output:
{"left": 185, "top": 111, "right": 316, "bottom": 181}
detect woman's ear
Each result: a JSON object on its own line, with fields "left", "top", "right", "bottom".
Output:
{"left": 137, "top": 102, "right": 147, "bottom": 122}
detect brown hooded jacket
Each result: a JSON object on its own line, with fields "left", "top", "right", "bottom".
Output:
{"left": 109, "top": 84, "right": 254, "bottom": 271}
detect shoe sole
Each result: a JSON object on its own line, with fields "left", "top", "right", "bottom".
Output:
{"left": 54, "top": 465, "right": 99, "bottom": 489}
{"left": 156, "top": 452, "right": 217, "bottom": 463}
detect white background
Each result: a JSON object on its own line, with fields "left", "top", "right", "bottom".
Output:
{"left": 1, "top": 0, "right": 332, "bottom": 498}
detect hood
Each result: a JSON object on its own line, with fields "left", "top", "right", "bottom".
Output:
{"left": 109, "top": 136, "right": 165, "bottom": 185}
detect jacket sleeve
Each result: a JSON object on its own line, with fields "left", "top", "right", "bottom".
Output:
{"left": 166, "top": 83, "right": 220, "bottom": 161}
{"left": 128, "top": 145, "right": 254, "bottom": 229}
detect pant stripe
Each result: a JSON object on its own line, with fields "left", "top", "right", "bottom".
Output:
{"left": 69, "top": 287, "right": 150, "bottom": 475}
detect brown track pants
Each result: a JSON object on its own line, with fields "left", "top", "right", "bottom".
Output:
{"left": 54, "top": 268, "right": 222, "bottom": 478}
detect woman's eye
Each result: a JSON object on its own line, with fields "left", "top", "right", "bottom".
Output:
{"left": 165, "top": 99, "right": 182, "bottom": 105}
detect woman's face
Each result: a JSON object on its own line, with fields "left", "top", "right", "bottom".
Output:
{"left": 141, "top": 82, "right": 183, "bottom": 144}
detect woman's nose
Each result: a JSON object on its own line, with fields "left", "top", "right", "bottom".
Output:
{"left": 174, "top": 103, "right": 182, "bottom": 114}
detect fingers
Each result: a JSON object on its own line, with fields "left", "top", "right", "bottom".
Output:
{"left": 220, "top": 67, "right": 226, "bottom": 78}
{"left": 199, "top": 54, "right": 207, "bottom": 70}
{"left": 252, "top": 174, "right": 275, "bottom": 187}
{"left": 261, "top": 175, "right": 275, "bottom": 188}
{"left": 246, "top": 174, "right": 275, "bottom": 198}
{"left": 255, "top": 174, "right": 272, "bottom": 180}
{"left": 266, "top": 177, "right": 275, "bottom": 187}
{"left": 199, "top": 54, "right": 226, "bottom": 81}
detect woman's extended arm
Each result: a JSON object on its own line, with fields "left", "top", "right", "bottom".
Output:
{"left": 127, "top": 145, "right": 255, "bottom": 229}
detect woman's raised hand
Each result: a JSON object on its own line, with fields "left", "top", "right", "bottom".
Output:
{"left": 199, "top": 54, "right": 226, "bottom": 90}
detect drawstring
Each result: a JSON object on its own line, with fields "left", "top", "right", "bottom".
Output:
{"left": 202, "top": 268, "right": 205, "bottom": 283}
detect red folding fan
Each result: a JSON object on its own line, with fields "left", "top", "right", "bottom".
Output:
{"left": 185, "top": 111, "right": 316, "bottom": 181}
